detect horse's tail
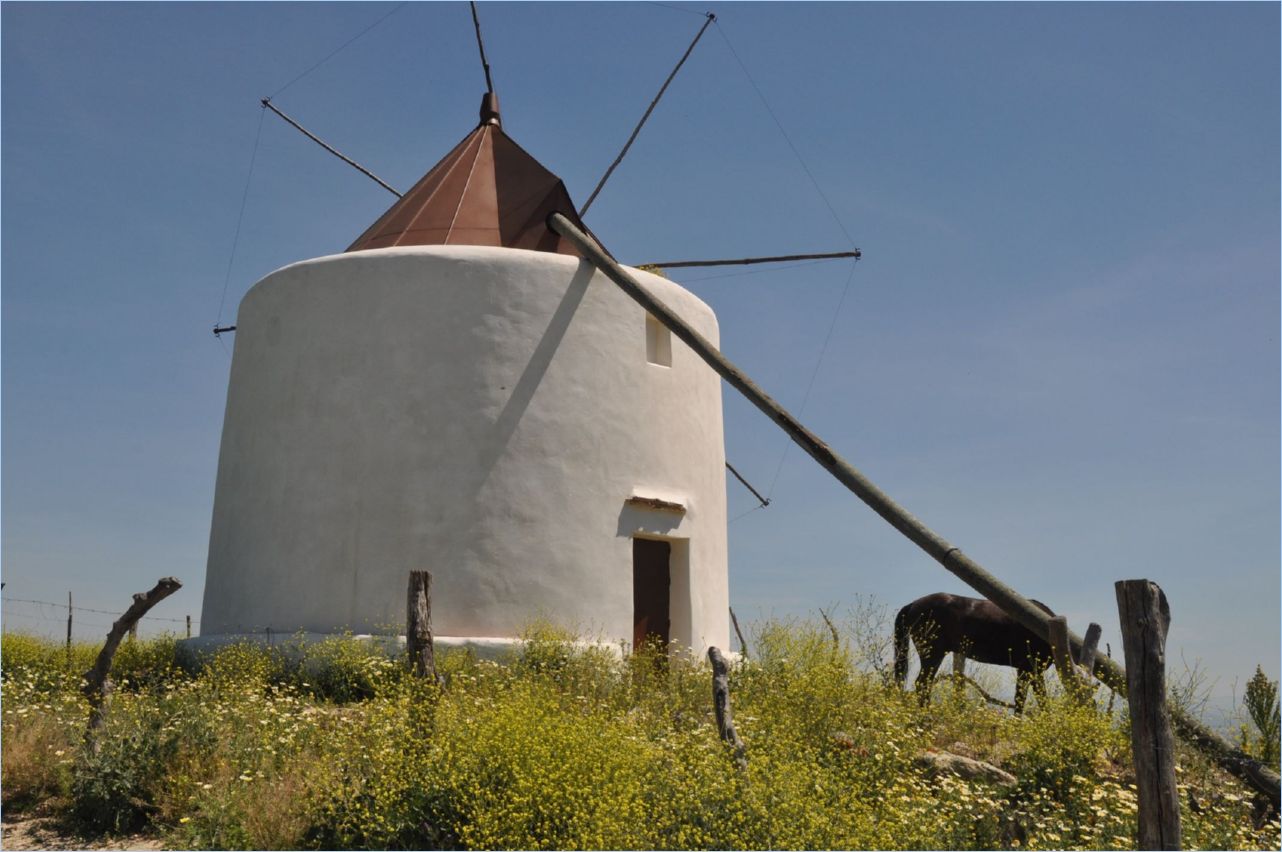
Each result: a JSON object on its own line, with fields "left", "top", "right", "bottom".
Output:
{"left": 893, "top": 604, "right": 912, "bottom": 687}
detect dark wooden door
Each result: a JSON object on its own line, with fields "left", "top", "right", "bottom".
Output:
{"left": 633, "top": 538, "right": 671, "bottom": 650}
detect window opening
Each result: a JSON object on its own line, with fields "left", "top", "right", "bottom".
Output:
{"left": 645, "top": 313, "right": 672, "bottom": 366}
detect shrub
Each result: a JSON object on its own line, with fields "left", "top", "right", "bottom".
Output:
{"left": 1243, "top": 666, "right": 1280, "bottom": 769}
{"left": 298, "top": 634, "right": 403, "bottom": 703}
{"left": 0, "top": 682, "right": 81, "bottom": 810}
{"left": 3, "top": 625, "right": 1277, "bottom": 850}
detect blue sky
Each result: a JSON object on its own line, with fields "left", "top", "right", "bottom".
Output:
{"left": 3, "top": 3, "right": 1277, "bottom": 716}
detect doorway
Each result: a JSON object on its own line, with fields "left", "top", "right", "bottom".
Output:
{"left": 632, "top": 538, "right": 671, "bottom": 651}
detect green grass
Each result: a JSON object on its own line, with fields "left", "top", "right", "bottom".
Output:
{"left": 2, "top": 623, "right": 1277, "bottom": 850}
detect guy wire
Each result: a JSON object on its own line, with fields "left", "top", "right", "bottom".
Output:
{"left": 270, "top": 2, "right": 408, "bottom": 100}
{"left": 715, "top": 20, "right": 864, "bottom": 500}
{"left": 216, "top": 107, "right": 266, "bottom": 331}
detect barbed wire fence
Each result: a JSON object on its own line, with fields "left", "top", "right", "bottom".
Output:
{"left": 1, "top": 594, "right": 199, "bottom": 641}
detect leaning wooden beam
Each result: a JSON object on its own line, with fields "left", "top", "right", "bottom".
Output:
{"left": 82, "top": 577, "right": 182, "bottom": 751}
{"left": 708, "top": 647, "right": 747, "bottom": 769}
{"left": 639, "top": 250, "right": 861, "bottom": 269}
{"left": 547, "top": 210, "right": 1281, "bottom": 805}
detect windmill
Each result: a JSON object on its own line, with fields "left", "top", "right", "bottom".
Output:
{"left": 201, "top": 21, "right": 737, "bottom": 655}
{"left": 196, "top": 4, "right": 1277, "bottom": 804}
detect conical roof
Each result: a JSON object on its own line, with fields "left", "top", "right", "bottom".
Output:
{"left": 347, "top": 95, "right": 602, "bottom": 257}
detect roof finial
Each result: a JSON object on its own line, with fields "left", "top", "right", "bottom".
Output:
{"left": 479, "top": 92, "right": 501, "bottom": 127}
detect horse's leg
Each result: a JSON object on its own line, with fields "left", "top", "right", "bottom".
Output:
{"left": 915, "top": 649, "right": 945, "bottom": 706}
{"left": 1014, "top": 669, "right": 1029, "bottom": 714}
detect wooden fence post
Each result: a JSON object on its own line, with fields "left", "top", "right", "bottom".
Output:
{"left": 406, "top": 571, "right": 437, "bottom": 682}
{"left": 819, "top": 607, "right": 840, "bottom": 648}
{"left": 186, "top": 614, "right": 191, "bottom": 639}
{"left": 708, "top": 647, "right": 747, "bottom": 769}
{"left": 1047, "top": 615, "right": 1076, "bottom": 689}
{"left": 729, "top": 606, "right": 749, "bottom": 659}
{"left": 1078, "top": 622, "right": 1102, "bottom": 673}
{"left": 1048, "top": 616, "right": 1101, "bottom": 702}
{"left": 82, "top": 578, "right": 182, "bottom": 752}
{"left": 1116, "top": 579, "right": 1180, "bottom": 850}
{"left": 66, "top": 591, "right": 73, "bottom": 651}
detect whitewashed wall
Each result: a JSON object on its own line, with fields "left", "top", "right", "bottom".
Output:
{"left": 201, "top": 246, "right": 729, "bottom": 654}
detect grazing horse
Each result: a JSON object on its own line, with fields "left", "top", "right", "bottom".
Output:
{"left": 893, "top": 592, "right": 1054, "bottom": 713}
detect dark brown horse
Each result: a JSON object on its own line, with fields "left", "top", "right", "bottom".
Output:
{"left": 893, "top": 592, "right": 1054, "bottom": 713}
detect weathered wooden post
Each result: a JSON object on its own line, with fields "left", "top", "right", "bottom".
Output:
{"left": 547, "top": 211, "right": 1280, "bottom": 806}
{"left": 729, "top": 606, "right": 749, "bottom": 659}
{"left": 406, "top": 571, "right": 438, "bottom": 681}
{"left": 1116, "top": 580, "right": 1180, "bottom": 850}
{"left": 819, "top": 607, "right": 840, "bottom": 648}
{"left": 66, "top": 591, "right": 73, "bottom": 651}
{"left": 1078, "top": 622, "right": 1102, "bottom": 673}
{"left": 1048, "top": 615, "right": 1101, "bottom": 702}
{"left": 186, "top": 614, "right": 191, "bottom": 639}
{"left": 82, "top": 578, "right": 182, "bottom": 752}
{"left": 708, "top": 646, "right": 747, "bottom": 769}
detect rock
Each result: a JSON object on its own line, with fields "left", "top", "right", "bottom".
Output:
{"left": 914, "top": 749, "right": 1017, "bottom": 786}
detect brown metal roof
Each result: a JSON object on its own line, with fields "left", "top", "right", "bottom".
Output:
{"left": 346, "top": 95, "right": 603, "bottom": 257}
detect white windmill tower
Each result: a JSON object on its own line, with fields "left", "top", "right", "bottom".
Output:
{"left": 198, "top": 92, "right": 730, "bottom": 656}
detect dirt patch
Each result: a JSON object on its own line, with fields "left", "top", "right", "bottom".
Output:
{"left": 0, "top": 815, "right": 165, "bottom": 851}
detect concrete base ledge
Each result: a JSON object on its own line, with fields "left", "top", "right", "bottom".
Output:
{"left": 176, "top": 633, "right": 730, "bottom": 670}
{"left": 178, "top": 633, "right": 528, "bottom": 665}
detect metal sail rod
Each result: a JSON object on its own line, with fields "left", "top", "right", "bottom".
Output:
{"left": 578, "top": 12, "right": 715, "bottom": 218}
{"left": 725, "top": 462, "right": 770, "bottom": 508}
{"left": 642, "top": 250, "right": 862, "bottom": 269}
{"left": 261, "top": 99, "right": 402, "bottom": 198}
{"left": 546, "top": 210, "right": 1279, "bottom": 804}
{"left": 470, "top": 2, "right": 495, "bottom": 95}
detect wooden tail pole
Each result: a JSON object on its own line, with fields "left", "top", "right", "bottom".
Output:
{"left": 547, "top": 210, "right": 1281, "bottom": 806}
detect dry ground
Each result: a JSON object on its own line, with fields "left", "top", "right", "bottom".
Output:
{"left": 0, "top": 813, "right": 164, "bottom": 851}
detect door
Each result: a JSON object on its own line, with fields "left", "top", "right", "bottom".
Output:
{"left": 632, "top": 538, "right": 671, "bottom": 650}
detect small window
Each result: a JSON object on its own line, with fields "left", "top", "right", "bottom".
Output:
{"left": 645, "top": 313, "right": 672, "bottom": 367}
